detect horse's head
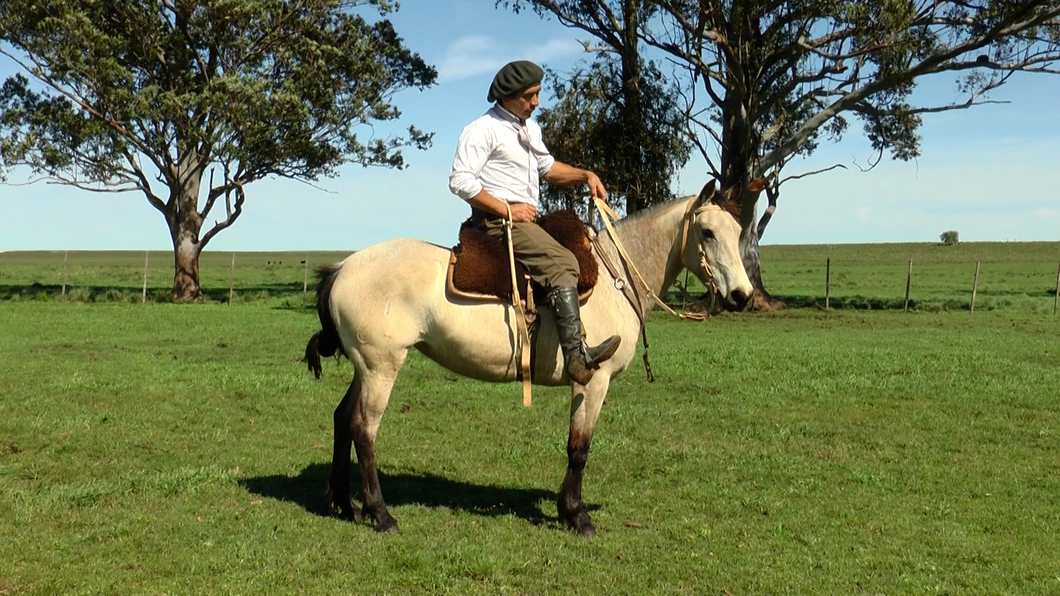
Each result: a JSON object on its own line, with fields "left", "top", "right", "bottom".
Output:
{"left": 681, "top": 180, "right": 754, "bottom": 310}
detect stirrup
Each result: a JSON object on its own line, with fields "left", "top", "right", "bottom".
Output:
{"left": 583, "top": 335, "right": 621, "bottom": 370}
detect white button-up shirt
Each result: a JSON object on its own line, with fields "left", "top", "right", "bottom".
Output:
{"left": 449, "top": 105, "right": 556, "bottom": 208}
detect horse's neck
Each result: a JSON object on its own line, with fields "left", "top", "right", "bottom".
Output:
{"left": 602, "top": 200, "right": 687, "bottom": 312}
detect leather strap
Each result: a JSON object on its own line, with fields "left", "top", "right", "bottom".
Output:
{"left": 503, "top": 204, "right": 533, "bottom": 407}
{"left": 594, "top": 197, "right": 707, "bottom": 321}
{"left": 591, "top": 197, "right": 716, "bottom": 382}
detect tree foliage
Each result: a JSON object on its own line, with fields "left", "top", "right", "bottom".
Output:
{"left": 502, "top": 0, "right": 1060, "bottom": 309}
{"left": 536, "top": 57, "right": 692, "bottom": 218}
{"left": 644, "top": 1, "right": 1060, "bottom": 184}
{"left": 502, "top": 0, "right": 695, "bottom": 216}
{"left": 0, "top": 0, "right": 436, "bottom": 299}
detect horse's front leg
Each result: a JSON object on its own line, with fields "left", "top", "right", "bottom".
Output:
{"left": 327, "top": 376, "right": 362, "bottom": 522}
{"left": 558, "top": 380, "right": 608, "bottom": 537}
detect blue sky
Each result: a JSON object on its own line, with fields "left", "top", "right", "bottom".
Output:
{"left": 1, "top": 0, "right": 1058, "bottom": 252}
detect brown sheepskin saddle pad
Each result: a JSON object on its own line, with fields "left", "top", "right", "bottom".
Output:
{"left": 447, "top": 210, "right": 598, "bottom": 303}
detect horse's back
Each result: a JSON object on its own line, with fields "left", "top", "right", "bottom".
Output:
{"left": 326, "top": 239, "right": 447, "bottom": 351}
{"left": 333, "top": 238, "right": 448, "bottom": 292}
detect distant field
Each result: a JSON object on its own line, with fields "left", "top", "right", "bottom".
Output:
{"left": 0, "top": 250, "right": 353, "bottom": 304}
{"left": 3, "top": 241, "right": 1058, "bottom": 311}
{"left": 760, "top": 241, "right": 1060, "bottom": 312}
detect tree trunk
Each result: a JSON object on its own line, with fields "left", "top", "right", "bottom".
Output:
{"left": 166, "top": 165, "right": 205, "bottom": 301}
{"left": 172, "top": 233, "right": 202, "bottom": 301}
{"left": 619, "top": 0, "right": 644, "bottom": 215}
{"left": 738, "top": 201, "right": 786, "bottom": 311}
{"left": 716, "top": 10, "right": 784, "bottom": 312}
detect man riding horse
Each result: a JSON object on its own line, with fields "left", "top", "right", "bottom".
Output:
{"left": 448, "top": 60, "right": 621, "bottom": 385}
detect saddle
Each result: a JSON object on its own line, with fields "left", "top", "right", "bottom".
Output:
{"left": 447, "top": 210, "right": 598, "bottom": 304}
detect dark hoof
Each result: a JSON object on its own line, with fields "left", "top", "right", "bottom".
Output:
{"left": 335, "top": 502, "right": 363, "bottom": 523}
{"left": 569, "top": 511, "right": 596, "bottom": 537}
{"left": 577, "top": 521, "right": 597, "bottom": 538}
{"left": 326, "top": 484, "right": 362, "bottom": 522}
{"left": 558, "top": 502, "right": 596, "bottom": 537}
{"left": 375, "top": 517, "right": 400, "bottom": 534}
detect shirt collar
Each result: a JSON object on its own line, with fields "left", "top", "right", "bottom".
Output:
{"left": 491, "top": 104, "right": 525, "bottom": 126}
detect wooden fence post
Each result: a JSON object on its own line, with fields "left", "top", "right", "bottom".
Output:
{"left": 302, "top": 259, "right": 309, "bottom": 308}
{"left": 970, "top": 261, "right": 981, "bottom": 314}
{"left": 61, "top": 249, "right": 68, "bottom": 301}
{"left": 141, "top": 251, "right": 149, "bottom": 304}
{"left": 229, "top": 253, "right": 236, "bottom": 306}
{"left": 904, "top": 259, "right": 912, "bottom": 312}
{"left": 825, "top": 258, "right": 831, "bottom": 310}
{"left": 1054, "top": 261, "right": 1059, "bottom": 316}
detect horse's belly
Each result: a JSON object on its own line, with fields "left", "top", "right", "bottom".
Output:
{"left": 418, "top": 301, "right": 566, "bottom": 386}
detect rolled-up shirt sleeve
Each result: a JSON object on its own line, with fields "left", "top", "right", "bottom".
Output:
{"left": 449, "top": 121, "right": 492, "bottom": 201}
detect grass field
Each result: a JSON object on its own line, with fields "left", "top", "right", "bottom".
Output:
{"left": 1, "top": 245, "right": 1059, "bottom": 594}
{"left": 762, "top": 242, "right": 1060, "bottom": 312}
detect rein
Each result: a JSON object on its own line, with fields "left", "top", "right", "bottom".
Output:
{"left": 503, "top": 204, "right": 534, "bottom": 407}
{"left": 590, "top": 197, "right": 716, "bottom": 382}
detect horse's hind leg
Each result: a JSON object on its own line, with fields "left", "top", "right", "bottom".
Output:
{"left": 326, "top": 375, "right": 362, "bottom": 522}
{"left": 558, "top": 381, "right": 608, "bottom": 537}
{"left": 352, "top": 367, "right": 402, "bottom": 533}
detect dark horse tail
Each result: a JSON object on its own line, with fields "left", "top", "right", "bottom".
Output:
{"left": 304, "top": 264, "right": 345, "bottom": 379}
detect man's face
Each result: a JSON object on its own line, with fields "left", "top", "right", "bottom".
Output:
{"left": 501, "top": 84, "right": 541, "bottom": 120}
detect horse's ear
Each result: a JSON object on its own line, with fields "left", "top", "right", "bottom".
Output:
{"left": 696, "top": 180, "right": 717, "bottom": 207}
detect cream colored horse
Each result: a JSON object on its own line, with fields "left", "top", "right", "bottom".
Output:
{"left": 304, "top": 181, "right": 753, "bottom": 536}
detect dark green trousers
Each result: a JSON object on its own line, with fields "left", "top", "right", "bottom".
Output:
{"left": 482, "top": 217, "right": 579, "bottom": 291}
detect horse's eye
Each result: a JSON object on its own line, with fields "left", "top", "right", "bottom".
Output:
{"left": 701, "top": 228, "right": 716, "bottom": 240}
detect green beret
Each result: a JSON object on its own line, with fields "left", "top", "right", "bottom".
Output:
{"left": 487, "top": 60, "right": 544, "bottom": 102}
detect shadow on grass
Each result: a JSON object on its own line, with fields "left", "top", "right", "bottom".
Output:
{"left": 240, "top": 463, "right": 563, "bottom": 526}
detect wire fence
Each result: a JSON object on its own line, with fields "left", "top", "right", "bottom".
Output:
{"left": 0, "top": 250, "right": 351, "bottom": 306}
{"left": 2, "top": 249, "right": 1059, "bottom": 314}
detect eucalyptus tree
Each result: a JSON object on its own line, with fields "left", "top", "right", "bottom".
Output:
{"left": 536, "top": 57, "right": 693, "bottom": 218}
{"left": 501, "top": 0, "right": 1060, "bottom": 309}
{"left": 502, "top": 0, "right": 692, "bottom": 217}
{"left": 0, "top": 0, "right": 436, "bottom": 300}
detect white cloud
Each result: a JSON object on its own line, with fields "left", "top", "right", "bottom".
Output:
{"left": 436, "top": 35, "right": 583, "bottom": 83}
{"left": 435, "top": 35, "right": 504, "bottom": 82}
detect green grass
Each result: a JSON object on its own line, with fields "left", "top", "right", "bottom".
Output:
{"left": 1, "top": 301, "right": 1057, "bottom": 594}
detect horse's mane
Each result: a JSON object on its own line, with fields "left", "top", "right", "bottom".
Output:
{"left": 617, "top": 193, "right": 741, "bottom": 227}
{"left": 616, "top": 195, "right": 688, "bottom": 226}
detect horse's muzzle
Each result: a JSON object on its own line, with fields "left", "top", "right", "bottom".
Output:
{"left": 726, "top": 288, "right": 751, "bottom": 311}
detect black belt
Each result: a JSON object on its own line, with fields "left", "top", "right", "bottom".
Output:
{"left": 470, "top": 206, "right": 541, "bottom": 228}
{"left": 469, "top": 207, "right": 498, "bottom": 228}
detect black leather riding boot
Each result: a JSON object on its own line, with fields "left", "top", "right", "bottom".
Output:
{"left": 548, "top": 287, "right": 621, "bottom": 385}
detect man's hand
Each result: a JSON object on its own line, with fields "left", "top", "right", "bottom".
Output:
{"left": 466, "top": 191, "right": 537, "bottom": 222}
{"left": 508, "top": 202, "right": 537, "bottom": 223}
{"left": 544, "top": 162, "right": 609, "bottom": 203}
{"left": 585, "top": 171, "right": 608, "bottom": 202}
